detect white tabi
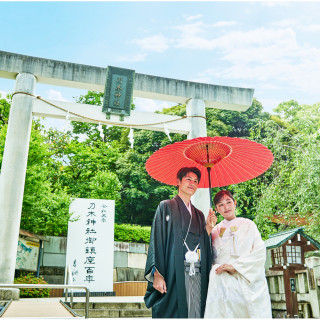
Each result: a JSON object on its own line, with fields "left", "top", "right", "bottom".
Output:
{"left": 204, "top": 217, "right": 272, "bottom": 318}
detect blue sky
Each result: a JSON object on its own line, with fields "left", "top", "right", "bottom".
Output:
{"left": 1, "top": 1, "right": 320, "bottom": 116}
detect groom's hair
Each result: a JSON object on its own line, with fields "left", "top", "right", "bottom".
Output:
{"left": 176, "top": 167, "right": 201, "bottom": 183}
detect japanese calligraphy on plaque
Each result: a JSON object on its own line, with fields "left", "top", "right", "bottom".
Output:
{"left": 65, "top": 198, "right": 115, "bottom": 293}
{"left": 102, "top": 66, "right": 135, "bottom": 120}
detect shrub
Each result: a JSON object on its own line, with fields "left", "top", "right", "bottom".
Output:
{"left": 305, "top": 250, "right": 320, "bottom": 258}
{"left": 14, "top": 273, "right": 51, "bottom": 298}
{"left": 114, "top": 224, "right": 151, "bottom": 243}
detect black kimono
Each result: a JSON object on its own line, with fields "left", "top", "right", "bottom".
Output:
{"left": 144, "top": 195, "right": 212, "bottom": 318}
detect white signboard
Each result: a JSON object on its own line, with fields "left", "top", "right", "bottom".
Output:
{"left": 16, "top": 238, "right": 40, "bottom": 271}
{"left": 66, "top": 198, "right": 115, "bottom": 293}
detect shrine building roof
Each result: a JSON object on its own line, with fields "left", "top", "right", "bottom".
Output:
{"left": 265, "top": 227, "right": 320, "bottom": 250}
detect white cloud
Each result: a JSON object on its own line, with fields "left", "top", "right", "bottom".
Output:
{"left": 41, "top": 118, "right": 66, "bottom": 131}
{"left": 132, "top": 34, "right": 170, "bottom": 53}
{"left": 301, "top": 24, "right": 320, "bottom": 32}
{"left": 131, "top": 20, "right": 235, "bottom": 53}
{"left": 178, "top": 23, "right": 320, "bottom": 106}
{"left": 46, "top": 89, "right": 70, "bottom": 102}
{"left": 188, "top": 76, "right": 212, "bottom": 84}
{"left": 130, "top": 16, "right": 320, "bottom": 104}
{"left": 134, "top": 98, "right": 175, "bottom": 113}
{"left": 0, "top": 90, "right": 8, "bottom": 98}
{"left": 174, "top": 23, "right": 295, "bottom": 51}
{"left": 117, "top": 53, "right": 147, "bottom": 62}
{"left": 260, "top": 1, "right": 290, "bottom": 8}
{"left": 185, "top": 14, "right": 203, "bottom": 21}
{"left": 257, "top": 97, "right": 283, "bottom": 113}
{"left": 257, "top": 83, "right": 281, "bottom": 91}
{"left": 174, "top": 21, "right": 216, "bottom": 50}
{"left": 203, "top": 27, "right": 320, "bottom": 91}
{"left": 174, "top": 21, "right": 206, "bottom": 36}
{"left": 212, "top": 21, "right": 236, "bottom": 28}
{"left": 211, "top": 27, "right": 298, "bottom": 51}
{"left": 271, "top": 19, "right": 320, "bottom": 33}
{"left": 271, "top": 19, "right": 298, "bottom": 28}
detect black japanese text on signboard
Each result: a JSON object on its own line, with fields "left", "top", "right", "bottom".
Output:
{"left": 102, "top": 66, "right": 135, "bottom": 119}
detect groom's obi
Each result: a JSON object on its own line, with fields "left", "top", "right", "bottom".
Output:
{"left": 181, "top": 206, "right": 201, "bottom": 276}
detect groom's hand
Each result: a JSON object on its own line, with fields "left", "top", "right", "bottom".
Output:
{"left": 206, "top": 208, "right": 217, "bottom": 235}
{"left": 153, "top": 270, "right": 167, "bottom": 294}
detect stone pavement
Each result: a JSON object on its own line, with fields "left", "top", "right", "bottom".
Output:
{"left": 1, "top": 296, "right": 150, "bottom": 319}
{"left": 19, "top": 296, "right": 145, "bottom": 303}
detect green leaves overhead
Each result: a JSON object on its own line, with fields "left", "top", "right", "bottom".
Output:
{"left": 246, "top": 101, "right": 320, "bottom": 241}
{"left": 0, "top": 121, "right": 72, "bottom": 236}
{"left": 1, "top": 91, "right": 320, "bottom": 242}
{"left": 0, "top": 93, "right": 11, "bottom": 126}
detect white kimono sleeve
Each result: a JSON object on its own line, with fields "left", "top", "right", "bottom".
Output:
{"left": 232, "top": 221, "right": 267, "bottom": 283}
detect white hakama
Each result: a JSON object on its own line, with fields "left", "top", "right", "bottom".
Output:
{"left": 204, "top": 217, "right": 272, "bottom": 318}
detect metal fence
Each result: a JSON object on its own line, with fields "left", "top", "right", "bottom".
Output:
{"left": 0, "top": 284, "right": 89, "bottom": 318}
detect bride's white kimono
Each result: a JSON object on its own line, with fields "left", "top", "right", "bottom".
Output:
{"left": 204, "top": 217, "right": 272, "bottom": 318}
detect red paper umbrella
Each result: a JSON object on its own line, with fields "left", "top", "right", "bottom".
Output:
{"left": 145, "top": 136, "right": 273, "bottom": 206}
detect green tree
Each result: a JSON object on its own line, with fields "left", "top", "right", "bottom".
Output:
{"left": 0, "top": 120, "right": 71, "bottom": 236}
{"left": 0, "top": 93, "right": 11, "bottom": 127}
{"left": 65, "top": 92, "right": 184, "bottom": 225}
{"left": 115, "top": 137, "right": 176, "bottom": 225}
{"left": 248, "top": 101, "right": 320, "bottom": 241}
{"left": 1, "top": 91, "right": 277, "bottom": 235}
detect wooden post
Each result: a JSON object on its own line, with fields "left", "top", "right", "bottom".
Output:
{"left": 289, "top": 268, "right": 299, "bottom": 317}
{"left": 283, "top": 268, "right": 293, "bottom": 317}
{"left": 283, "top": 267, "right": 299, "bottom": 318}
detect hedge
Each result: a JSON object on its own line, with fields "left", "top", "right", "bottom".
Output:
{"left": 114, "top": 223, "right": 151, "bottom": 243}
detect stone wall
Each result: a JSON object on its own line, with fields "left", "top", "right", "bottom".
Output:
{"left": 39, "top": 236, "right": 148, "bottom": 284}
{"left": 113, "top": 242, "right": 148, "bottom": 282}
{"left": 39, "top": 236, "right": 67, "bottom": 284}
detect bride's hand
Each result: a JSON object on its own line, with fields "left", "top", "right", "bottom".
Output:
{"left": 215, "top": 264, "right": 236, "bottom": 274}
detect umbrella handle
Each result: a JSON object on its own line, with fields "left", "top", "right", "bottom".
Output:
{"left": 206, "top": 166, "right": 216, "bottom": 228}
{"left": 206, "top": 145, "right": 216, "bottom": 228}
{"left": 206, "top": 166, "right": 213, "bottom": 209}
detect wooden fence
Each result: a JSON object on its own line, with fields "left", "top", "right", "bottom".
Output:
{"left": 113, "top": 281, "right": 148, "bottom": 296}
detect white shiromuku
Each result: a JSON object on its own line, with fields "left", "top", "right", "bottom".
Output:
{"left": 205, "top": 217, "right": 272, "bottom": 318}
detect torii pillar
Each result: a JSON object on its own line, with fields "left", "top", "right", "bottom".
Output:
{"left": 0, "top": 51, "right": 254, "bottom": 289}
{"left": 0, "top": 73, "right": 36, "bottom": 299}
{"left": 186, "top": 99, "right": 210, "bottom": 214}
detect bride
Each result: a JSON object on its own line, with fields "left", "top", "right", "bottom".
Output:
{"left": 205, "top": 190, "right": 272, "bottom": 318}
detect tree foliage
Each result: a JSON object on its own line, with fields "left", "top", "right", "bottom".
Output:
{"left": 0, "top": 93, "right": 11, "bottom": 126}
{"left": 69, "top": 92, "right": 183, "bottom": 225}
{"left": 1, "top": 91, "right": 320, "bottom": 243}
{"left": 0, "top": 121, "right": 71, "bottom": 236}
{"left": 114, "top": 224, "right": 151, "bottom": 243}
{"left": 250, "top": 101, "right": 320, "bottom": 241}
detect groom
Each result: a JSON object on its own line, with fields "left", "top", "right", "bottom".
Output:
{"left": 144, "top": 167, "right": 216, "bottom": 318}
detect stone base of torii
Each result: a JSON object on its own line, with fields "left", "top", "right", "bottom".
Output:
{"left": 0, "top": 50, "right": 254, "bottom": 289}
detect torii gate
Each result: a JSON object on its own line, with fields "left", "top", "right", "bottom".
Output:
{"left": 0, "top": 50, "right": 254, "bottom": 290}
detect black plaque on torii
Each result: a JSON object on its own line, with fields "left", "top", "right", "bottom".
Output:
{"left": 102, "top": 66, "right": 135, "bottom": 121}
